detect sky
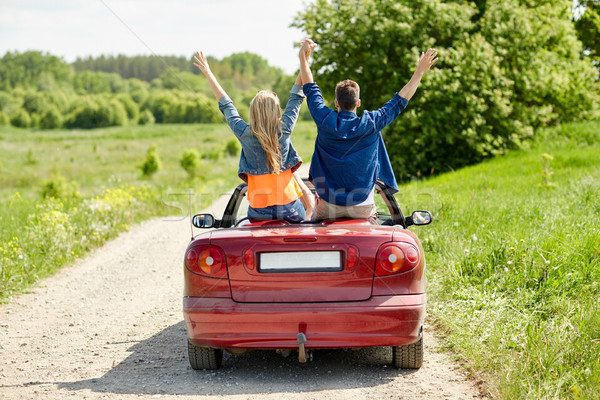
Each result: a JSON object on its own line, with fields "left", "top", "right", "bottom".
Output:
{"left": 0, "top": 0, "right": 311, "bottom": 74}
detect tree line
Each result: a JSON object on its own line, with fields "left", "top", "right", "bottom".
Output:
{"left": 0, "top": 51, "right": 287, "bottom": 130}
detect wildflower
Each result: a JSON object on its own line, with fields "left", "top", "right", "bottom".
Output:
{"left": 472, "top": 234, "right": 478, "bottom": 242}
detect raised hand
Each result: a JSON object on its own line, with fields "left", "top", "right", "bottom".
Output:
{"left": 192, "top": 50, "right": 227, "bottom": 100}
{"left": 299, "top": 39, "right": 317, "bottom": 60}
{"left": 416, "top": 48, "right": 438, "bottom": 75}
{"left": 193, "top": 51, "right": 211, "bottom": 76}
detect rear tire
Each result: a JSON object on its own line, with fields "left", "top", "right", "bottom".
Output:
{"left": 188, "top": 340, "right": 223, "bottom": 370}
{"left": 392, "top": 336, "right": 423, "bottom": 369}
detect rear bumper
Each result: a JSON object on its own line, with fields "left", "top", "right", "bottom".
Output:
{"left": 183, "top": 294, "right": 426, "bottom": 349}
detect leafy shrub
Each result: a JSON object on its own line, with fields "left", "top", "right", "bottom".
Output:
{"left": 0, "top": 111, "right": 10, "bottom": 126}
{"left": 140, "top": 145, "right": 161, "bottom": 177}
{"left": 141, "top": 91, "right": 175, "bottom": 123}
{"left": 64, "top": 97, "right": 127, "bottom": 129}
{"left": 128, "top": 78, "right": 149, "bottom": 104}
{"left": 22, "top": 91, "right": 48, "bottom": 114}
{"left": 108, "top": 98, "right": 127, "bottom": 126}
{"left": 41, "top": 175, "right": 79, "bottom": 200}
{"left": 138, "top": 109, "right": 155, "bottom": 125}
{"left": 25, "top": 149, "right": 38, "bottom": 165}
{"left": 10, "top": 108, "right": 31, "bottom": 128}
{"left": 0, "top": 92, "right": 21, "bottom": 114}
{"left": 202, "top": 147, "right": 222, "bottom": 161}
{"left": 224, "top": 138, "right": 240, "bottom": 157}
{"left": 65, "top": 100, "right": 110, "bottom": 129}
{"left": 115, "top": 93, "right": 139, "bottom": 123}
{"left": 39, "top": 105, "right": 63, "bottom": 129}
{"left": 180, "top": 148, "right": 202, "bottom": 178}
{"left": 72, "top": 70, "right": 127, "bottom": 94}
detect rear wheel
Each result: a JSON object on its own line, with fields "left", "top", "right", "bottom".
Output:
{"left": 188, "top": 340, "right": 223, "bottom": 370}
{"left": 392, "top": 336, "right": 423, "bottom": 369}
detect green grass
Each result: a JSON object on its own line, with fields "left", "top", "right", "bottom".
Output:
{"left": 0, "top": 121, "right": 318, "bottom": 302}
{"left": 396, "top": 120, "right": 600, "bottom": 399}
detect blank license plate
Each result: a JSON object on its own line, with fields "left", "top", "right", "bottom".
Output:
{"left": 259, "top": 251, "right": 342, "bottom": 273}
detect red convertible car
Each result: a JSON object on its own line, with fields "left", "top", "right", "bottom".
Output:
{"left": 183, "top": 180, "right": 431, "bottom": 370}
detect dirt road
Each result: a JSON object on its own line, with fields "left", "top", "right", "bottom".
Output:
{"left": 0, "top": 192, "right": 488, "bottom": 400}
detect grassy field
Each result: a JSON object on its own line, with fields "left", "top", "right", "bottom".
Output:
{"left": 401, "top": 120, "right": 600, "bottom": 399}
{"left": 0, "top": 120, "right": 318, "bottom": 302}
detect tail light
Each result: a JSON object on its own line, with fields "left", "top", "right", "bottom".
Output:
{"left": 346, "top": 246, "right": 358, "bottom": 270}
{"left": 185, "top": 245, "right": 227, "bottom": 277}
{"left": 375, "top": 242, "right": 420, "bottom": 276}
{"left": 243, "top": 248, "right": 255, "bottom": 271}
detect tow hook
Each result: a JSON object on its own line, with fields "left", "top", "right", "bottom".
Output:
{"left": 297, "top": 332, "right": 308, "bottom": 363}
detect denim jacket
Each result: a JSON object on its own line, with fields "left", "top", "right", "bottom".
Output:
{"left": 303, "top": 82, "right": 408, "bottom": 206}
{"left": 218, "top": 85, "right": 305, "bottom": 180}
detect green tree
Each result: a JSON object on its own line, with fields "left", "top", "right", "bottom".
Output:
{"left": 295, "top": 0, "right": 600, "bottom": 180}
{"left": 574, "top": 0, "right": 600, "bottom": 65}
{"left": 0, "top": 51, "right": 73, "bottom": 90}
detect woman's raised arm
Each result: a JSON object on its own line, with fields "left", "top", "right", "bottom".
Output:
{"left": 193, "top": 51, "right": 227, "bottom": 100}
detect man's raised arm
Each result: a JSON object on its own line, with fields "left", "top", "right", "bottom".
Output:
{"left": 397, "top": 48, "right": 438, "bottom": 101}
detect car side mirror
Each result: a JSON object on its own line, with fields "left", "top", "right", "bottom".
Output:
{"left": 405, "top": 211, "right": 432, "bottom": 227}
{"left": 192, "top": 214, "right": 216, "bottom": 229}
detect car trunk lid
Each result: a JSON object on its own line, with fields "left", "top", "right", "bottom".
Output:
{"left": 210, "top": 222, "right": 393, "bottom": 303}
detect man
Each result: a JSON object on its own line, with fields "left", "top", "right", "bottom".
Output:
{"left": 298, "top": 39, "right": 438, "bottom": 220}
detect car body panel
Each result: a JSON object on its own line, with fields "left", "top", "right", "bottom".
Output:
{"left": 184, "top": 294, "right": 425, "bottom": 349}
{"left": 207, "top": 223, "right": 393, "bottom": 303}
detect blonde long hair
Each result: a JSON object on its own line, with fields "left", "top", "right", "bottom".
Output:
{"left": 249, "top": 90, "right": 283, "bottom": 173}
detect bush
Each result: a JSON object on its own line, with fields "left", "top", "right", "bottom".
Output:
{"left": 108, "top": 98, "right": 127, "bottom": 126}
{"left": 64, "top": 97, "right": 127, "bottom": 129}
{"left": 0, "top": 111, "right": 10, "bottom": 126}
{"left": 0, "top": 92, "right": 21, "bottom": 114}
{"left": 180, "top": 148, "right": 202, "bottom": 178}
{"left": 65, "top": 100, "right": 108, "bottom": 129}
{"left": 10, "top": 108, "right": 31, "bottom": 128}
{"left": 141, "top": 91, "right": 175, "bottom": 123}
{"left": 41, "top": 175, "right": 79, "bottom": 200}
{"left": 128, "top": 78, "right": 149, "bottom": 104}
{"left": 39, "top": 105, "right": 63, "bottom": 129}
{"left": 138, "top": 109, "right": 155, "bottom": 125}
{"left": 224, "top": 139, "right": 240, "bottom": 157}
{"left": 140, "top": 145, "right": 161, "bottom": 177}
{"left": 116, "top": 94, "right": 139, "bottom": 123}
{"left": 22, "top": 91, "right": 48, "bottom": 114}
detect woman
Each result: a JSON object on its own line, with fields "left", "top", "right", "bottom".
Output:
{"left": 193, "top": 51, "right": 314, "bottom": 221}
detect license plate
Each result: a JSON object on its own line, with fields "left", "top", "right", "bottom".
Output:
{"left": 259, "top": 251, "right": 342, "bottom": 273}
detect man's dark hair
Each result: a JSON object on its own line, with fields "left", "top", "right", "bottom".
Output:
{"left": 335, "top": 80, "right": 360, "bottom": 111}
